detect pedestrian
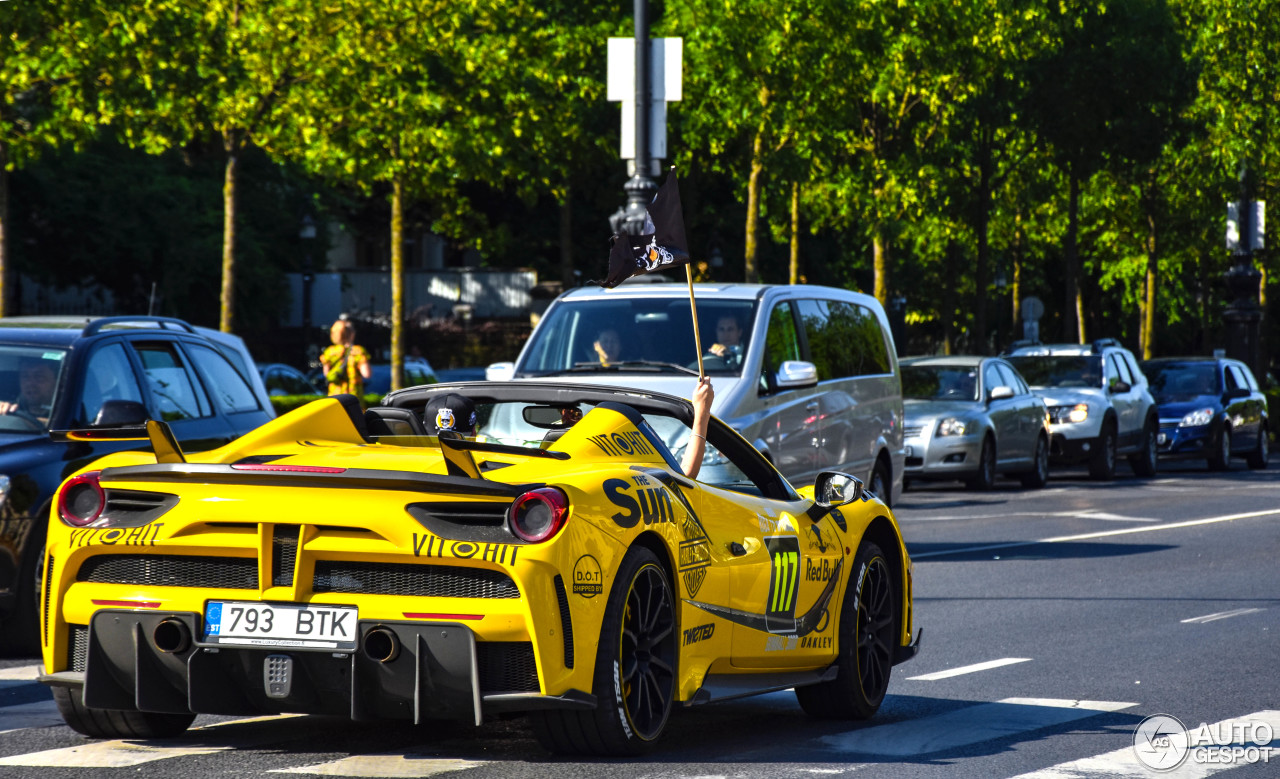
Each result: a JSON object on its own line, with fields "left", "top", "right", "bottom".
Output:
{"left": 320, "top": 317, "right": 372, "bottom": 396}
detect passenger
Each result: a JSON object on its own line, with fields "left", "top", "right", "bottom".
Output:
{"left": 423, "top": 393, "right": 478, "bottom": 437}
{"left": 0, "top": 359, "right": 57, "bottom": 422}
{"left": 593, "top": 328, "right": 624, "bottom": 366}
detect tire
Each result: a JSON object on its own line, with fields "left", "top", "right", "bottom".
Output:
{"left": 1020, "top": 433, "right": 1050, "bottom": 489}
{"left": 1088, "top": 422, "right": 1117, "bottom": 480}
{"left": 965, "top": 436, "right": 996, "bottom": 491}
{"left": 868, "top": 460, "right": 892, "bottom": 509}
{"left": 531, "top": 547, "right": 676, "bottom": 756}
{"left": 1128, "top": 418, "right": 1158, "bottom": 478}
{"left": 1208, "top": 425, "right": 1231, "bottom": 471}
{"left": 0, "top": 527, "right": 45, "bottom": 657}
{"left": 52, "top": 685, "right": 195, "bottom": 739}
{"left": 795, "top": 540, "right": 897, "bottom": 719}
{"left": 1247, "top": 425, "right": 1269, "bottom": 470}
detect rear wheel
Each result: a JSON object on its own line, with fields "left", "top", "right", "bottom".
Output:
{"left": 52, "top": 685, "right": 195, "bottom": 739}
{"left": 1208, "top": 425, "right": 1232, "bottom": 471}
{"left": 1020, "top": 433, "right": 1050, "bottom": 488}
{"left": 965, "top": 436, "right": 996, "bottom": 491}
{"left": 868, "top": 460, "right": 892, "bottom": 509}
{"left": 1129, "top": 418, "right": 1158, "bottom": 477}
{"left": 795, "top": 540, "right": 897, "bottom": 719}
{"left": 1088, "top": 423, "right": 1117, "bottom": 480}
{"left": 531, "top": 547, "right": 676, "bottom": 755}
{"left": 1246, "top": 425, "right": 1269, "bottom": 470}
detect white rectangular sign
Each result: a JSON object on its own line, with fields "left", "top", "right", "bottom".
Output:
{"left": 607, "top": 37, "right": 682, "bottom": 160}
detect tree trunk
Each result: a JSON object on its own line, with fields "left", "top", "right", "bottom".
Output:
{"left": 0, "top": 142, "right": 8, "bottom": 317}
{"left": 559, "top": 184, "right": 574, "bottom": 286}
{"left": 942, "top": 241, "right": 956, "bottom": 355}
{"left": 744, "top": 129, "right": 764, "bottom": 284}
{"left": 1143, "top": 202, "right": 1158, "bottom": 360}
{"left": 390, "top": 175, "right": 404, "bottom": 392}
{"left": 973, "top": 131, "right": 992, "bottom": 352}
{"left": 873, "top": 224, "right": 889, "bottom": 306}
{"left": 219, "top": 135, "right": 239, "bottom": 333}
{"left": 1065, "top": 169, "right": 1081, "bottom": 343}
{"left": 789, "top": 181, "right": 800, "bottom": 284}
{"left": 1012, "top": 208, "right": 1024, "bottom": 332}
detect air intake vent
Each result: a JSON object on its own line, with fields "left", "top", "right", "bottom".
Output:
{"left": 78, "top": 555, "right": 258, "bottom": 589}
{"left": 406, "top": 502, "right": 516, "bottom": 544}
{"left": 272, "top": 525, "right": 300, "bottom": 587}
{"left": 68, "top": 624, "right": 89, "bottom": 672}
{"left": 477, "top": 642, "right": 539, "bottom": 693}
{"left": 313, "top": 561, "right": 518, "bottom": 599}
{"left": 102, "top": 489, "right": 179, "bottom": 523}
{"left": 42, "top": 555, "right": 54, "bottom": 645}
{"left": 553, "top": 575, "right": 573, "bottom": 669}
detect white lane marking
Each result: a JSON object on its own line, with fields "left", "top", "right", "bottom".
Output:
{"left": 819, "top": 698, "right": 1136, "bottom": 756}
{"left": 271, "top": 754, "right": 486, "bottom": 777}
{"left": 912, "top": 507, "right": 1280, "bottom": 559}
{"left": 908, "top": 510, "right": 1158, "bottom": 523}
{"left": 0, "top": 713, "right": 304, "bottom": 767}
{"left": 907, "top": 657, "right": 1032, "bottom": 681}
{"left": 0, "top": 699, "right": 63, "bottom": 734}
{"left": 1071, "top": 511, "right": 1159, "bottom": 522}
{"left": 0, "top": 664, "right": 43, "bottom": 681}
{"left": 1181, "top": 608, "right": 1264, "bottom": 624}
{"left": 1010, "top": 709, "right": 1280, "bottom": 778}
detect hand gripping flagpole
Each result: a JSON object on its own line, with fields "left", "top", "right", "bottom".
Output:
{"left": 686, "top": 264, "right": 704, "bottom": 379}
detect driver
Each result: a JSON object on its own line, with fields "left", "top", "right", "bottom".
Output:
{"left": 0, "top": 359, "right": 57, "bottom": 422}
{"left": 708, "top": 315, "right": 744, "bottom": 368}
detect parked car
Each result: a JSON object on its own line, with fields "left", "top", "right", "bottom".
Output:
{"left": 901, "top": 356, "right": 1050, "bottom": 490}
{"left": 0, "top": 316, "right": 275, "bottom": 655}
{"left": 486, "top": 283, "right": 905, "bottom": 503}
{"left": 1006, "top": 339, "right": 1158, "bottom": 480}
{"left": 257, "top": 362, "right": 323, "bottom": 397}
{"left": 1141, "top": 356, "right": 1269, "bottom": 470}
{"left": 38, "top": 382, "right": 918, "bottom": 752}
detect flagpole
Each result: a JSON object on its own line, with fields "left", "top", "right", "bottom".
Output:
{"left": 686, "top": 264, "right": 705, "bottom": 378}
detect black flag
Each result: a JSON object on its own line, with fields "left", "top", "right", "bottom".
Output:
{"left": 600, "top": 172, "right": 690, "bottom": 289}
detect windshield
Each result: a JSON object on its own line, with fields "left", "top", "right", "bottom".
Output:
{"left": 1006, "top": 355, "right": 1103, "bottom": 389}
{"left": 518, "top": 298, "right": 759, "bottom": 377}
{"left": 1145, "top": 362, "right": 1219, "bottom": 397}
{"left": 0, "top": 347, "right": 68, "bottom": 433}
{"left": 902, "top": 365, "right": 979, "bottom": 401}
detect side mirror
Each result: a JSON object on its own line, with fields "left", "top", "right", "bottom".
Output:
{"left": 486, "top": 362, "right": 516, "bottom": 382}
{"left": 775, "top": 360, "right": 818, "bottom": 389}
{"left": 1223, "top": 387, "right": 1251, "bottom": 401}
{"left": 93, "top": 400, "right": 149, "bottom": 427}
{"left": 988, "top": 386, "right": 1014, "bottom": 401}
{"left": 1109, "top": 380, "right": 1131, "bottom": 394}
{"left": 813, "top": 471, "right": 863, "bottom": 508}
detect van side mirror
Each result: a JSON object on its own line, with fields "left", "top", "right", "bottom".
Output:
{"left": 775, "top": 360, "right": 818, "bottom": 389}
{"left": 813, "top": 471, "right": 863, "bottom": 508}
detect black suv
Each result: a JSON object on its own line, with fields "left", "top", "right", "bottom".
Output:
{"left": 0, "top": 316, "right": 275, "bottom": 654}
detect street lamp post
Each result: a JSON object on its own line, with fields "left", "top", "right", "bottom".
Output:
{"left": 300, "top": 214, "right": 317, "bottom": 332}
{"left": 609, "top": 0, "right": 659, "bottom": 237}
{"left": 995, "top": 263, "right": 1008, "bottom": 355}
{"left": 1223, "top": 162, "right": 1264, "bottom": 380}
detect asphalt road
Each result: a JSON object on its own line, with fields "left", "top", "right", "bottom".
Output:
{"left": 2, "top": 459, "right": 1277, "bottom": 778}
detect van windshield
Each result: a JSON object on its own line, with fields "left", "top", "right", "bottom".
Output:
{"left": 517, "top": 298, "right": 759, "bottom": 377}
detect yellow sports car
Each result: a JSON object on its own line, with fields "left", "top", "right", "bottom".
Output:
{"left": 38, "top": 382, "right": 920, "bottom": 755}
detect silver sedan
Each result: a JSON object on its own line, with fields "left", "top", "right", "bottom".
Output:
{"left": 901, "top": 356, "right": 1050, "bottom": 490}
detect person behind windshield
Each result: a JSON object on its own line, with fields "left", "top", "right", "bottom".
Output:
{"left": 0, "top": 359, "right": 57, "bottom": 423}
{"left": 708, "top": 315, "right": 745, "bottom": 368}
{"left": 593, "top": 328, "right": 623, "bottom": 366}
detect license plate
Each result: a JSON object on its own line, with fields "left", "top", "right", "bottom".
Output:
{"left": 1157, "top": 433, "right": 1167, "bottom": 445}
{"left": 904, "top": 445, "right": 914, "bottom": 458}
{"left": 203, "top": 601, "right": 358, "bottom": 650}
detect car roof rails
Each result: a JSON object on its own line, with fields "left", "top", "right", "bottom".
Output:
{"left": 1002, "top": 339, "right": 1041, "bottom": 355}
{"left": 1090, "top": 337, "right": 1121, "bottom": 354}
{"left": 81, "top": 316, "right": 198, "bottom": 337}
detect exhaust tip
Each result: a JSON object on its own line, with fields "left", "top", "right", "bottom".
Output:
{"left": 153, "top": 618, "right": 191, "bottom": 653}
{"left": 362, "top": 626, "right": 400, "bottom": 663}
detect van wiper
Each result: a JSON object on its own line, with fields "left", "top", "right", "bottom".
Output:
{"left": 544, "top": 361, "right": 699, "bottom": 377}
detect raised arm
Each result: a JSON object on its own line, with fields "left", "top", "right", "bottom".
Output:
{"left": 681, "top": 376, "right": 714, "bottom": 479}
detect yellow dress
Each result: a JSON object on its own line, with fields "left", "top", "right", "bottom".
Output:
{"left": 320, "top": 344, "right": 370, "bottom": 396}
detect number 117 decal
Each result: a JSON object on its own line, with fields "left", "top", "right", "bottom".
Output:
{"left": 765, "top": 536, "right": 800, "bottom": 633}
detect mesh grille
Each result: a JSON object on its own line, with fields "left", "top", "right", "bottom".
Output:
{"left": 42, "top": 555, "right": 54, "bottom": 645}
{"left": 553, "top": 575, "right": 573, "bottom": 669}
{"left": 68, "top": 624, "right": 89, "bottom": 672}
{"left": 313, "top": 561, "right": 518, "bottom": 599}
{"left": 77, "top": 554, "right": 258, "bottom": 589}
{"left": 477, "top": 642, "right": 539, "bottom": 693}
{"left": 272, "top": 525, "right": 300, "bottom": 587}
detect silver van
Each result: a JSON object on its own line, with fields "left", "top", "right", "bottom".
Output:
{"left": 486, "top": 283, "right": 904, "bottom": 504}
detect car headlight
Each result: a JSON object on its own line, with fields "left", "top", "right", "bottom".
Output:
{"left": 937, "top": 418, "right": 967, "bottom": 436}
{"left": 1179, "top": 408, "right": 1214, "bottom": 427}
{"left": 1050, "top": 404, "right": 1089, "bottom": 424}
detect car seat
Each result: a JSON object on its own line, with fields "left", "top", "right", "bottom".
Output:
{"left": 364, "top": 407, "right": 427, "bottom": 437}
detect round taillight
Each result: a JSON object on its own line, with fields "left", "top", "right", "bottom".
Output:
{"left": 58, "top": 471, "right": 105, "bottom": 527}
{"left": 508, "top": 487, "right": 569, "bottom": 543}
